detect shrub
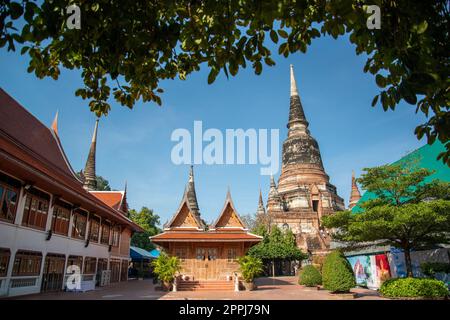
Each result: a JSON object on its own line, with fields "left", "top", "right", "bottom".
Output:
{"left": 322, "top": 250, "right": 356, "bottom": 293}
{"left": 420, "top": 262, "right": 450, "bottom": 278}
{"left": 380, "top": 278, "right": 449, "bottom": 298}
{"left": 299, "top": 265, "right": 322, "bottom": 287}
{"left": 151, "top": 252, "right": 181, "bottom": 283}
{"left": 238, "top": 256, "right": 264, "bottom": 282}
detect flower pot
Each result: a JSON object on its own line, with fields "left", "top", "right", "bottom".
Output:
{"left": 243, "top": 281, "right": 256, "bottom": 291}
{"left": 162, "top": 281, "right": 172, "bottom": 291}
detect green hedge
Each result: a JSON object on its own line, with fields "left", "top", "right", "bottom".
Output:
{"left": 380, "top": 278, "right": 449, "bottom": 298}
{"left": 322, "top": 250, "right": 356, "bottom": 293}
{"left": 420, "top": 262, "right": 450, "bottom": 277}
{"left": 298, "top": 265, "right": 322, "bottom": 287}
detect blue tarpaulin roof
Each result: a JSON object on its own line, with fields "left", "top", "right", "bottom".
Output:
{"left": 130, "top": 246, "right": 154, "bottom": 260}
{"left": 149, "top": 249, "right": 160, "bottom": 258}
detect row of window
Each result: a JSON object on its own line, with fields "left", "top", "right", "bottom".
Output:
{"left": 0, "top": 176, "right": 121, "bottom": 247}
{"left": 174, "top": 247, "right": 238, "bottom": 263}
{"left": 0, "top": 248, "right": 119, "bottom": 277}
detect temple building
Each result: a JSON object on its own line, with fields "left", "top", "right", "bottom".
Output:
{"left": 0, "top": 89, "right": 142, "bottom": 297}
{"left": 266, "top": 65, "right": 345, "bottom": 256}
{"left": 151, "top": 167, "right": 262, "bottom": 290}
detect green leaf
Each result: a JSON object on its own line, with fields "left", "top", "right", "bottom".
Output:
{"left": 20, "top": 46, "right": 29, "bottom": 55}
{"left": 375, "top": 74, "right": 386, "bottom": 88}
{"left": 416, "top": 21, "right": 428, "bottom": 34}
{"left": 371, "top": 95, "right": 379, "bottom": 107}
{"left": 270, "top": 30, "right": 278, "bottom": 43}
{"left": 278, "top": 42, "right": 288, "bottom": 55}
{"left": 207, "top": 67, "right": 219, "bottom": 84}
{"left": 9, "top": 2, "right": 23, "bottom": 20}
{"left": 254, "top": 61, "right": 262, "bottom": 75}
{"left": 278, "top": 30, "right": 288, "bottom": 39}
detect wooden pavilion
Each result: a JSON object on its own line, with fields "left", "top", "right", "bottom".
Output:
{"left": 151, "top": 167, "right": 261, "bottom": 288}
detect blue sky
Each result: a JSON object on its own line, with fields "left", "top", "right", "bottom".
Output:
{"left": 0, "top": 34, "right": 427, "bottom": 226}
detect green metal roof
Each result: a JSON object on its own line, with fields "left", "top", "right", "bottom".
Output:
{"left": 352, "top": 141, "right": 450, "bottom": 213}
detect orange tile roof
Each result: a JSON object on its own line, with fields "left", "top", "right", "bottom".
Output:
{"left": 0, "top": 89, "right": 143, "bottom": 232}
{"left": 151, "top": 231, "right": 262, "bottom": 242}
{"left": 91, "top": 191, "right": 124, "bottom": 210}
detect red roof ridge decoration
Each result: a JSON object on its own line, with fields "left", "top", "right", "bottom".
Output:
{"left": 48, "top": 116, "right": 83, "bottom": 184}
{"left": 51, "top": 110, "right": 59, "bottom": 136}
{"left": 210, "top": 188, "right": 247, "bottom": 231}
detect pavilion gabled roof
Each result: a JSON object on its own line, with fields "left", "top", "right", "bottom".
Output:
{"left": 165, "top": 189, "right": 205, "bottom": 231}
{"left": 210, "top": 189, "right": 247, "bottom": 231}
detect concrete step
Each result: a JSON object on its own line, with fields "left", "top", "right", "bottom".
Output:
{"left": 177, "top": 280, "right": 235, "bottom": 291}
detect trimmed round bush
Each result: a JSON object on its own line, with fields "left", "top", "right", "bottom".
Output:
{"left": 299, "top": 265, "right": 322, "bottom": 287}
{"left": 322, "top": 250, "right": 356, "bottom": 293}
{"left": 380, "top": 278, "right": 449, "bottom": 299}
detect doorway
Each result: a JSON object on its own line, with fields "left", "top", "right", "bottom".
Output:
{"left": 110, "top": 260, "right": 121, "bottom": 283}
{"left": 41, "top": 253, "right": 65, "bottom": 293}
{"left": 195, "top": 247, "right": 218, "bottom": 280}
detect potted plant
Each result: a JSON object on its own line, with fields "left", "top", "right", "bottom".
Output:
{"left": 151, "top": 253, "right": 181, "bottom": 291}
{"left": 238, "top": 256, "right": 263, "bottom": 291}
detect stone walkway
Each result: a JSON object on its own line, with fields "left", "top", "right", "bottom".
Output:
{"left": 161, "top": 277, "right": 385, "bottom": 300}
{"left": 15, "top": 277, "right": 385, "bottom": 300}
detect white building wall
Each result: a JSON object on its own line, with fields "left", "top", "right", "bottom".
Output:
{"left": 0, "top": 220, "right": 112, "bottom": 297}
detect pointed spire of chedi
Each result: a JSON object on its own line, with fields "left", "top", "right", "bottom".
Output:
{"left": 186, "top": 165, "right": 200, "bottom": 215}
{"left": 281, "top": 65, "right": 324, "bottom": 171}
{"left": 348, "top": 171, "right": 362, "bottom": 209}
{"left": 288, "top": 64, "right": 309, "bottom": 130}
{"left": 257, "top": 189, "right": 266, "bottom": 216}
{"left": 267, "top": 175, "right": 281, "bottom": 210}
{"left": 83, "top": 119, "right": 99, "bottom": 190}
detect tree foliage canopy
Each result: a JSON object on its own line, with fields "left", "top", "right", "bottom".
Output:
{"left": 322, "top": 163, "right": 450, "bottom": 277}
{"left": 151, "top": 252, "right": 181, "bottom": 283}
{"left": 75, "top": 172, "right": 112, "bottom": 191}
{"left": 248, "top": 225, "right": 307, "bottom": 261}
{"left": 1, "top": 1, "right": 449, "bottom": 163}
{"left": 129, "top": 206, "right": 161, "bottom": 251}
{"left": 322, "top": 250, "right": 355, "bottom": 293}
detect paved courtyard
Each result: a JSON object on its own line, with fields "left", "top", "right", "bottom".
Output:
{"left": 15, "top": 277, "right": 385, "bottom": 300}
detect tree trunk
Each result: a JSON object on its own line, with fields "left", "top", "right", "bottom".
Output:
{"left": 272, "top": 260, "right": 275, "bottom": 277}
{"left": 404, "top": 247, "right": 413, "bottom": 277}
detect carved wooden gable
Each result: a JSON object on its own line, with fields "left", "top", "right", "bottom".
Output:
{"left": 215, "top": 202, "right": 245, "bottom": 229}
{"left": 169, "top": 202, "right": 201, "bottom": 229}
